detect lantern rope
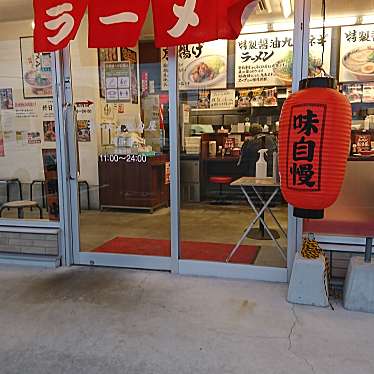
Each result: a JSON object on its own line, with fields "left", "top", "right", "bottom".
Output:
{"left": 301, "top": 235, "right": 334, "bottom": 309}
{"left": 316, "top": 0, "right": 328, "bottom": 77}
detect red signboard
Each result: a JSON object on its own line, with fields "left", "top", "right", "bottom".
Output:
{"left": 286, "top": 104, "right": 326, "bottom": 192}
{"left": 33, "top": 0, "right": 88, "bottom": 52}
{"left": 88, "top": 0, "right": 150, "bottom": 48}
{"left": 33, "top": 0, "right": 256, "bottom": 52}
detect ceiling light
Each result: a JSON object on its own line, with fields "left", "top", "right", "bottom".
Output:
{"left": 362, "top": 15, "right": 374, "bottom": 24}
{"left": 310, "top": 16, "right": 357, "bottom": 28}
{"left": 280, "top": 0, "right": 292, "bottom": 19}
{"left": 272, "top": 22, "right": 294, "bottom": 31}
{"left": 241, "top": 23, "right": 269, "bottom": 34}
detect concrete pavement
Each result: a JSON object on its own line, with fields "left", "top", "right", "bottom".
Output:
{"left": 0, "top": 265, "right": 373, "bottom": 374}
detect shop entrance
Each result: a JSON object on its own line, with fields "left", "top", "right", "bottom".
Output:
{"left": 54, "top": 2, "right": 307, "bottom": 280}
{"left": 60, "top": 36, "right": 174, "bottom": 270}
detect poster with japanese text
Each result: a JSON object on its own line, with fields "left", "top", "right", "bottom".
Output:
{"left": 235, "top": 29, "right": 332, "bottom": 88}
{"left": 161, "top": 40, "right": 228, "bottom": 91}
{"left": 104, "top": 62, "right": 131, "bottom": 103}
{"left": 20, "top": 37, "right": 53, "bottom": 99}
{"left": 340, "top": 24, "right": 374, "bottom": 83}
{"left": 120, "top": 48, "right": 139, "bottom": 104}
{"left": 210, "top": 90, "right": 236, "bottom": 109}
{"left": 76, "top": 101, "right": 94, "bottom": 142}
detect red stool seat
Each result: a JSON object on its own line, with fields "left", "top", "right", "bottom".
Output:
{"left": 209, "top": 176, "right": 233, "bottom": 185}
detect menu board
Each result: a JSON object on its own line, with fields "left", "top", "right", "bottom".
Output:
{"left": 235, "top": 28, "right": 332, "bottom": 88}
{"left": 340, "top": 24, "right": 374, "bottom": 83}
{"left": 161, "top": 40, "right": 228, "bottom": 91}
{"left": 104, "top": 62, "right": 131, "bottom": 103}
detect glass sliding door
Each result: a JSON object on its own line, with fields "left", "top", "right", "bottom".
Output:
{"left": 176, "top": 0, "right": 307, "bottom": 280}
{"left": 66, "top": 14, "right": 173, "bottom": 269}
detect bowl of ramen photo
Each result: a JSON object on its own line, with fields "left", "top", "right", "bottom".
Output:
{"left": 342, "top": 47, "right": 374, "bottom": 81}
{"left": 24, "top": 70, "right": 52, "bottom": 95}
{"left": 273, "top": 51, "right": 322, "bottom": 85}
{"left": 184, "top": 55, "right": 226, "bottom": 88}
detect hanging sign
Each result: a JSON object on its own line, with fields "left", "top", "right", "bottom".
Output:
{"left": 161, "top": 40, "right": 228, "bottom": 91}
{"left": 151, "top": 0, "right": 257, "bottom": 48}
{"left": 235, "top": 28, "right": 332, "bottom": 88}
{"left": 104, "top": 62, "right": 131, "bottom": 103}
{"left": 279, "top": 78, "right": 352, "bottom": 219}
{"left": 340, "top": 24, "right": 374, "bottom": 83}
{"left": 33, "top": 0, "right": 256, "bottom": 52}
{"left": 33, "top": 0, "right": 88, "bottom": 52}
{"left": 88, "top": 0, "right": 150, "bottom": 48}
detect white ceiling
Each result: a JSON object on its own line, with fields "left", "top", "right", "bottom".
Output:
{"left": 0, "top": 0, "right": 33, "bottom": 22}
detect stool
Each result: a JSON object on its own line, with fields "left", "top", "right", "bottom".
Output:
{"left": 209, "top": 176, "right": 233, "bottom": 205}
{"left": 0, "top": 200, "right": 43, "bottom": 219}
{"left": 30, "top": 180, "right": 47, "bottom": 208}
{"left": 0, "top": 178, "right": 23, "bottom": 203}
{"left": 78, "top": 181, "right": 90, "bottom": 212}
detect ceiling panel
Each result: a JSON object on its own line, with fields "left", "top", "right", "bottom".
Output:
{"left": 0, "top": 0, "right": 33, "bottom": 22}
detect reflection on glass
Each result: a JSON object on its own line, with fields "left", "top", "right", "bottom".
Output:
{"left": 0, "top": 33, "right": 59, "bottom": 222}
{"left": 72, "top": 21, "right": 171, "bottom": 257}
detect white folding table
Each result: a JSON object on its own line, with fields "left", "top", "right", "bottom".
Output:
{"left": 226, "top": 177, "right": 287, "bottom": 263}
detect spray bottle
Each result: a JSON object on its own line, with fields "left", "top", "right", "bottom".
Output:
{"left": 256, "top": 149, "right": 268, "bottom": 179}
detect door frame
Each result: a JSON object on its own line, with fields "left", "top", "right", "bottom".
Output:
{"left": 53, "top": 0, "right": 311, "bottom": 281}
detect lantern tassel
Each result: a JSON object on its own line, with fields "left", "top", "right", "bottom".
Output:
{"left": 301, "top": 235, "right": 334, "bottom": 309}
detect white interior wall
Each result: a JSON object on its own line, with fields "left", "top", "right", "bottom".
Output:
{"left": 0, "top": 17, "right": 141, "bottom": 206}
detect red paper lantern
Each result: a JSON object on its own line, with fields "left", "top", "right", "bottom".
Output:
{"left": 278, "top": 77, "right": 352, "bottom": 219}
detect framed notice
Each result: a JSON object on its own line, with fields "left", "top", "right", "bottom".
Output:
{"left": 161, "top": 40, "right": 228, "bottom": 91}
{"left": 20, "top": 37, "right": 52, "bottom": 99}
{"left": 340, "top": 24, "right": 374, "bottom": 83}
{"left": 235, "top": 28, "right": 331, "bottom": 88}
{"left": 104, "top": 61, "right": 131, "bottom": 103}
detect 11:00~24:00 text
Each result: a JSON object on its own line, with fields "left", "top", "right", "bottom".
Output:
{"left": 99, "top": 154, "right": 148, "bottom": 163}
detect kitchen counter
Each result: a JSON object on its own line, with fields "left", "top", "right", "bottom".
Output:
{"left": 348, "top": 156, "right": 374, "bottom": 161}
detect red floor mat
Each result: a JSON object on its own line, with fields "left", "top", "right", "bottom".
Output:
{"left": 93, "top": 237, "right": 259, "bottom": 264}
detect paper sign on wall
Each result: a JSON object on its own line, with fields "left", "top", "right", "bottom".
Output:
{"left": 104, "top": 62, "right": 131, "bottom": 103}
{"left": 210, "top": 89, "right": 236, "bottom": 109}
